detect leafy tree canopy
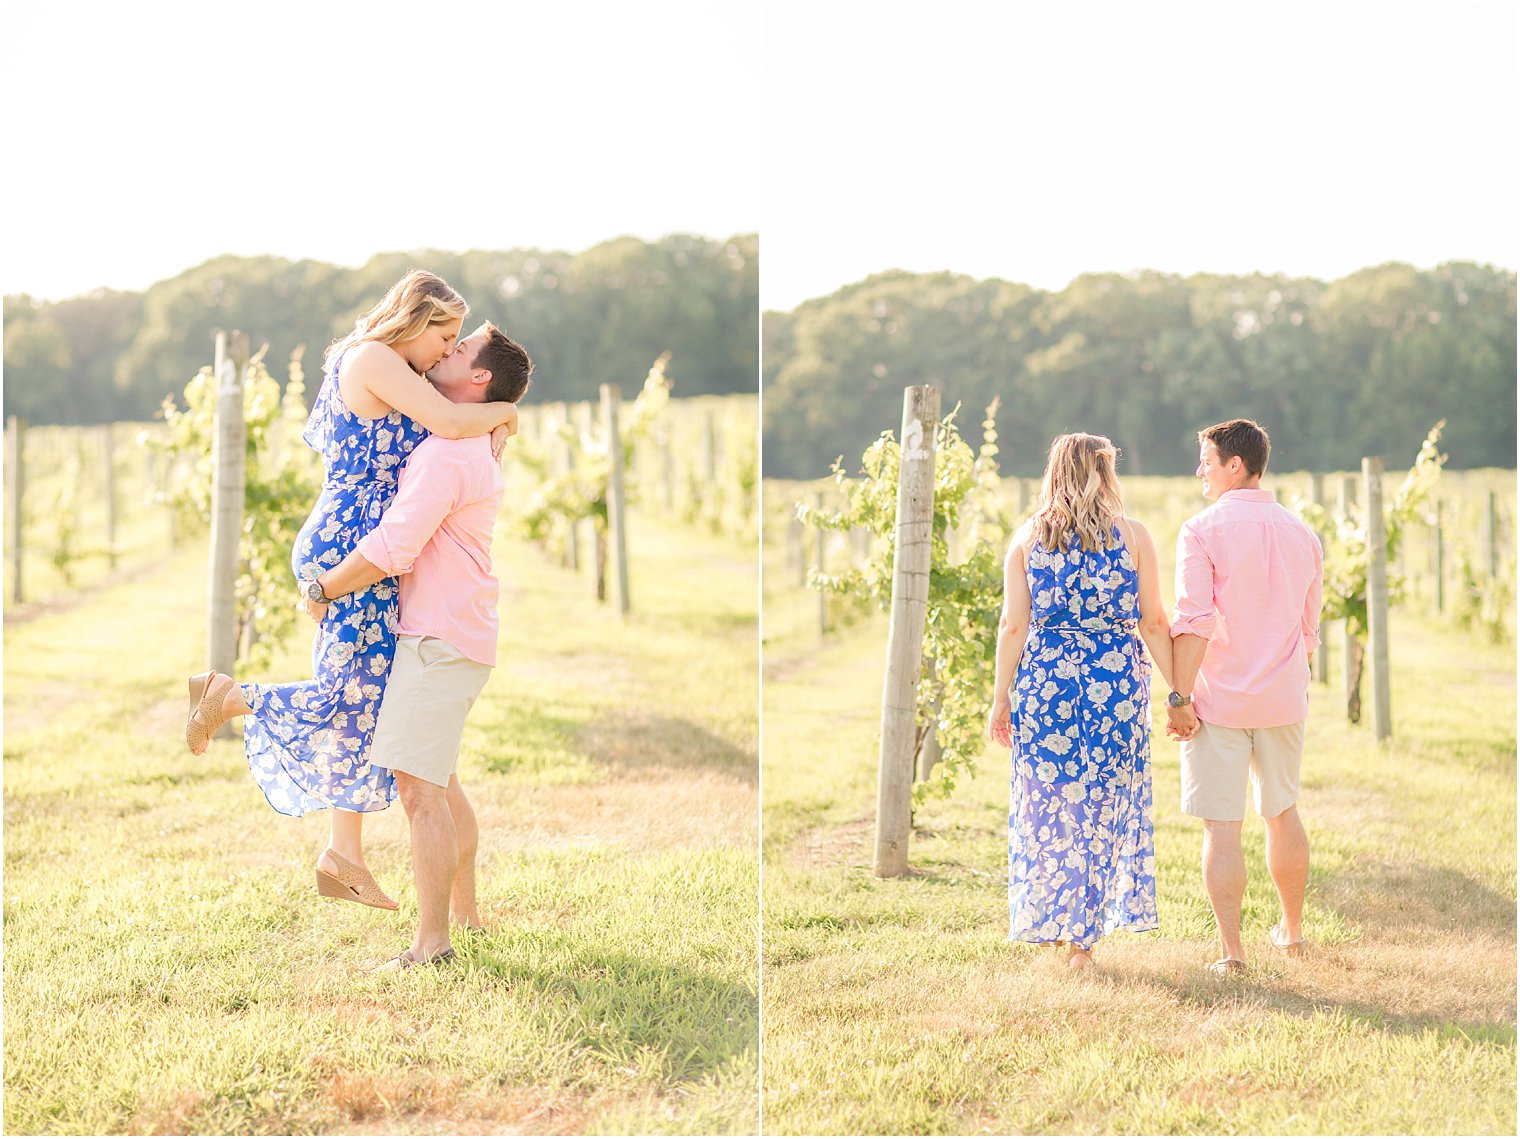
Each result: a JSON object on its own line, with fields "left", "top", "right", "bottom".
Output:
{"left": 4, "top": 234, "right": 758, "bottom": 425}
{"left": 762, "top": 262, "right": 1515, "bottom": 477}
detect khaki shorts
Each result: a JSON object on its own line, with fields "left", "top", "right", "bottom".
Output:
{"left": 1180, "top": 719, "right": 1304, "bottom": 821}
{"left": 371, "top": 635, "right": 492, "bottom": 788}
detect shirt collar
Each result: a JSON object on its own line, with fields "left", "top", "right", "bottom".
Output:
{"left": 1219, "top": 488, "right": 1276, "bottom": 502}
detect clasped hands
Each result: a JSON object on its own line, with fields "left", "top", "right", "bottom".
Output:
{"left": 1165, "top": 702, "right": 1199, "bottom": 742}
{"left": 988, "top": 693, "right": 1200, "bottom": 745}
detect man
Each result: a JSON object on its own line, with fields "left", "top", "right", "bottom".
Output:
{"left": 1167, "top": 418, "right": 1322, "bottom": 976}
{"left": 305, "top": 321, "right": 533, "bottom": 969}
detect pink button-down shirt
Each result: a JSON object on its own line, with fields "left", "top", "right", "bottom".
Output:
{"left": 356, "top": 435, "right": 503, "bottom": 667}
{"left": 1171, "top": 489, "right": 1323, "bottom": 729}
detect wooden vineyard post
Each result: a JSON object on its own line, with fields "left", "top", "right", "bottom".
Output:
{"left": 602, "top": 384, "right": 630, "bottom": 617}
{"left": 704, "top": 408, "right": 720, "bottom": 529}
{"left": 788, "top": 512, "right": 805, "bottom": 587}
{"left": 874, "top": 384, "right": 940, "bottom": 878}
{"left": 815, "top": 491, "right": 827, "bottom": 636}
{"left": 208, "top": 331, "right": 248, "bottom": 735}
{"left": 100, "top": 425, "right": 118, "bottom": 569}
{"left": 1485, "top": 491, "right": 1500, "bottom": 579}
{"left": 1364, "top": 458, "right": 1392, "bottom": 742}
{"left": 6, "top": 416, "right": 24, "bottom": 604}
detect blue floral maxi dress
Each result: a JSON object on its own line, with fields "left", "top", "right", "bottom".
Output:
{"left": 239, "top": 351, "right": 428, "bottom": 816}
{"left": 1007, "top": 530, "right": 1158, "bottom": 947}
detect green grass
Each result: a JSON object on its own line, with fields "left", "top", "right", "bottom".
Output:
{"left": 4, "top": 508, "right": 758, "bottom": 1135}
{"left": 761, "top": 476, "right": 1516, "bottom": 1136}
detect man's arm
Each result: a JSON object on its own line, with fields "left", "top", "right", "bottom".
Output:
{"left": 1168, "top": 524, "right": 1216, "bottom": 739}
{"left": 317, "top": 549, "right": 391, "bottom": 603}
{"left": 302, "top": 441, "right": 461, "bottom": 618}
{"left": 1302, "top": 531, "right": 1324, "bottom": 667}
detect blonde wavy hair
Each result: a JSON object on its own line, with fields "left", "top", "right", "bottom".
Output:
{"left": 1031, "top": 433, "right": 1125, "bottom": 553}
{"left": 324, "top": 270, "right": 469, "bottom": 371}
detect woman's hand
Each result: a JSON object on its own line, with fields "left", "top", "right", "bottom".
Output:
{"left": 989, "top": 693, "right": 1014, "bottom": 749}
{"left": 490, "top": 420, "right": 515, "bottom": 460}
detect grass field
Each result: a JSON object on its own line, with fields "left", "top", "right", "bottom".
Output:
{"left": 760, "top": 476, "right": 1516, "bottom": 1136}
{"left": 4, "top": 509, "right": 759, "bottom": 1135}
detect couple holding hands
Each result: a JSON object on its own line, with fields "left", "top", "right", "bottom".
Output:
{"left": 182, "top": 271, "right": 533, "bottom": 971}
{"left": 990, "top": 420, "right": 1323, "bottom": 974}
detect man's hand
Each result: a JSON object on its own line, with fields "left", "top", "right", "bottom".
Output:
{"left": 989, "top": 694, "right": 1014, "bottom": 749}
{"left": 1166, "top": 702, "right": 1199, "bottom": 742}
{"left": 301, "top": 591, "right": 329, "bottom": 624}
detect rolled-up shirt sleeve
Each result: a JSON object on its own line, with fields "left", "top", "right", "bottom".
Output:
{"left": 355, "top": 445, "right": 459, "bottom": 576}
{"left": 1301, "top": 533, "right": 1324, "bottom": 654}
{"left": 1170, "top": 523, "right": 1218, "bottom": 639}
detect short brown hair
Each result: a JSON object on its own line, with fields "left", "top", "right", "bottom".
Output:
{"left": 472, "top": 322, "right": 533, "bottom": 403}
{"left": 1199, "top": 418, "right": 1270, "bottom": 477}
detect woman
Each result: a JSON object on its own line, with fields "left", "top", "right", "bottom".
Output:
{"left": 183, "top": 270, "right": 517, "bottom": 910}
{"left": 987, "top": 433, "right": 1173, "bottom": 970}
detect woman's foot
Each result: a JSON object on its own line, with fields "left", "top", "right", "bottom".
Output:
{"left": 315, "top": 848, "right": 399, "bottom": 910}
{"left": 185, "top": 671, "right": 236, "bottom": 755}
{"left": 1067, "top": 945, "right": 1094, "bottom": 972}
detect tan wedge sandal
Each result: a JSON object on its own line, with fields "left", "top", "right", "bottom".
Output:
{"left": 315, "top": 848, "right": 399, "bottom": 911}
{"left": 185, "top": 671, "right": 236, "bottom": 755}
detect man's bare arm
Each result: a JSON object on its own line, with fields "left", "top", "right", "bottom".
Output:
{"left": 318, "top": 550, "right": 391, "bottom": 601}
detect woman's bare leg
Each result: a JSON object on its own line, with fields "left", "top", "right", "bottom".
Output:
{"left": 320, "top": 808, "right": 366, "bottom": 873}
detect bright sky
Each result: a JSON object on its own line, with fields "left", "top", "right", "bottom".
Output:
{"left": 761, "top": 1, "right": 1519, "bottom": 311}
{"left": 0, "top": 0, "right": 760, "bottom": 301}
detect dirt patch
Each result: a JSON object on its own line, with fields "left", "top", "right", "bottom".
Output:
{"left": 3, "top": 558, "right": 172, "bottom": 627}
{"left": 790, "top": 817, "right": 874, "bottom": 871}
{"left": 763, "top": 652, "right": 819, "bottom": 684}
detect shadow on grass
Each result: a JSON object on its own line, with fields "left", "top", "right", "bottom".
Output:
{"left": 1095, "top": 958, "right": 1517, "bottom": 1048}
{"left": 1316, "top": 856, "right": 1517, "bottom": 941}
{"left": 577, "top": 713, "right": 757, "bottom": 784}
{"left": 457, "top": 934, "right": 757, "bottom": 1083}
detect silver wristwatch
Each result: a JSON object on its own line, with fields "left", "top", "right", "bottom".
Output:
{"left": 304, "top": 578, "right": 330, "bottom": 604}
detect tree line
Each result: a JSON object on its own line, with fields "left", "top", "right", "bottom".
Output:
{"left": 762, "top": 262, "right": 1516, "bottom": 478}
{"left": 4, "top": 233, "right": 758, "bottom": 425}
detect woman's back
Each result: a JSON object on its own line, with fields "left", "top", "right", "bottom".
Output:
{"left": 1024, "top": 529, "right": 1139, "bottom": 634}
